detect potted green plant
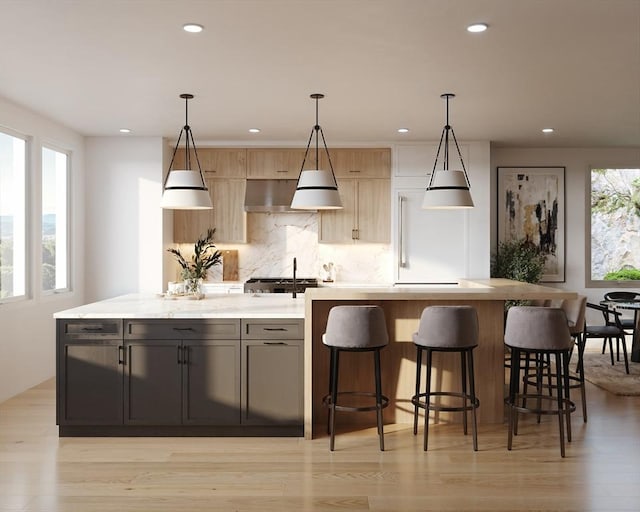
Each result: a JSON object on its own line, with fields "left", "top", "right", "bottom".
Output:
{"left": 491, "top": 238, "right": 547, "bottom": 309}
{"left": 167, "top": 228, "right": 222, "bottom": 296}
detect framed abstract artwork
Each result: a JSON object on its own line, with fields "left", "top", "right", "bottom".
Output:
{"left": 497, "top": 167, "right": 565, "bottom": 282}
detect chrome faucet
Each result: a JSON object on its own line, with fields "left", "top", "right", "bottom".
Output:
{"left": 292, "top": 257, "right": 297, "bottom": 298}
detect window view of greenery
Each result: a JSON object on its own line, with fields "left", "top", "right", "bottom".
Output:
{"left": 42, "top": 147, "right": 68, "bottom": 292}
{"left": 591, "top": 168, "right": 640, "bottom": 281}
{"left": 0, "top": 131, "right": 26, "bottom": 299}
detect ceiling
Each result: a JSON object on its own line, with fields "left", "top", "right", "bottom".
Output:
{"left": 1, "top": 0, "right": 639, "bottom": 148}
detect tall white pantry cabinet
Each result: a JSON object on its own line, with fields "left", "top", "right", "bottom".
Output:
{"left": 392, "top": 143, "right": 491, "bottom": 284}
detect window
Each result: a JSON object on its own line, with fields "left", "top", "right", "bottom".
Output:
{"left": 41, "top": 146, "right": 68, "bottom": 292}
{"left": 0, "top": 130, "right": 27, "bottom": 300}
{"left": 588, "top": 168, "right": 640, "bottom": 285}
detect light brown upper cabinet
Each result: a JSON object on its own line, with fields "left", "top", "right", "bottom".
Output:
{"left": 174, "top": 178, "right": 247, "bottom": 244}
{"left": 246, "top": 148, "right": 317, "bottom": 179}
{"left": 170, "top": 148, "right": 247, "bottom": 178}
{"left": 171, "top": 148, "right": 247, "bottom": 243}
{"left": 320, "top": 148, "right": 391, "bottom": 178}
{"left": 319, "top": 178, "right": 390, "bottom": 243}
{"left": 318, "top": 148, "right": 391, "bottom": 243}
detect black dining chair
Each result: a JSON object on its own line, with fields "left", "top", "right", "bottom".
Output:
{"left": 603, "top": 291, "right": 640, "bottom": 332}
{"left": 585, "top": 302, "right": 630, "bottom": 374}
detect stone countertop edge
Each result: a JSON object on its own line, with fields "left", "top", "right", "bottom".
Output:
{"left": 304, "top": 278, "right": 577, "bottom": 301}
{"left": 53, "top": 293, "right": 306, "bottom": 319}
{"left": 54, "top": 279, "right": 576, "bottom": 320}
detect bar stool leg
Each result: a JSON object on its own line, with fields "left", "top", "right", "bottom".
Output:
{"left": 329, "top": 347, "right": 340, "bottom": 452}
{"left": 508, "top": 347, "right": 520, "bottom": 450}
{"left": 460, "top": 351, "right": 468, "bottom": 435}
{"left": 423, "top": 348, "right": 433, "bottom": 451}
{"left": 413, "top": 346, "right": 423, "bottom": 435}
{"left": 467, "top": 348, "right": 478, "bottom": 451}
{"left": 374, "top": 349, "right": 385, "bottom": 451}
{"left": 555, "top": 352, "right": 566, "bottom": 458}
{"left": 327, "top": 347, "right": 336, "bottom": 435}
{"left": 562, "top": 351, "right": 572, "bottom": 443}
{"left": 576, "top": 333, "right": 588, "bottom": 422}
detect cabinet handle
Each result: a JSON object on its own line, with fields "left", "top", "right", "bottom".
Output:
{"left": 177, "top": 346, "right": 182, "bottom": 364}
{"left": 81, "top": 326, "right": 104, "bottom": 332}
{"left": 276, "top": 170, "right": 288, "bottom": 173}
{"left": 264, "top": 342, "right": 287, "bottom": 345}
{"left": 183, "top": 345, "right": 189, "bottom": 365}
{"left": 118, "top": 345, "right": 125, "bottom": 365}
{"left": 398, "top": 195, "right": 406, "bottom": 268}
{"left": 173, "top": 327, "right": 194, "bottom": 332}
{"left": 352, "top": 228, "right": 360, "bottom": 240}
{"left": 263, "top": 327, "right": 287, "bottom": 331}
{"left": 349, "top": 170, "right": 361, "bottom": 173}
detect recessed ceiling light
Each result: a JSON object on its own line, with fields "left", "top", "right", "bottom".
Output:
{"left": 183, "top": 23, "right": 204, "bottom": 33}
{"left": 542, "top": 128, "right": 554, "bottom": 133}
{"left": 249, "top": 128, "right": 261, "bottom": 133}
{"left": 397, "top": 128, "right": 409, "bottom": 133}
{"left": 467, "top": 23, "right": 488, "bottom": 33}
{"left": 119, "top": 128, "right": 131, "bottom": 133}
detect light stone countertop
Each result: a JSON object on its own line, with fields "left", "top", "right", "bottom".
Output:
{"left": 54, "top": 279, "right": 576, "bottom": 320}
{"left": 54, "top": 293, "right": 306, "bottom": 319}
{"left": 305, "top": 278, "right": 576, "bottom": 301}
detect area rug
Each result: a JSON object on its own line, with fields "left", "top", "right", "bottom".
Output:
{"left": 576, "top": 351, "right": 640, "bottom": 396}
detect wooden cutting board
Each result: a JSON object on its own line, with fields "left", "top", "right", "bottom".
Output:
{"left": 222, "top": 250, "right": 239, "bottom": 281}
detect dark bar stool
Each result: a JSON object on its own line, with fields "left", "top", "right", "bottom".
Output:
{"left": 411, "top": 305, "right": 479, "bottom": 451}
{"left": 322, "top": 305, "right": 390, "bottom": 451}
{"left": 505, "top": 306, "right": 575, "bottom": 457}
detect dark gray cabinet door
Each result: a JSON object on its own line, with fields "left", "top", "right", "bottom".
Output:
{"left": 241, "top": 339, "right": 304, "bottom": 425}
{"left": 183, "top": 340, "right": 241, "bottom": 425}
{"left": 124, "top": 340, "right": 182, "bottom": 425}
{"left": 59, "top": 340, "right": 123, "bottom": 425}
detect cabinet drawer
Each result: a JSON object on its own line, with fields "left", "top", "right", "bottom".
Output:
{"left": 59, "top": 319, "right": 122, "bottom": 340}
{"left": 242, "top": 319, "right": 304, "bottom": 340}
{"left": 125, "top": 319, "right": 241, "bottom": 340}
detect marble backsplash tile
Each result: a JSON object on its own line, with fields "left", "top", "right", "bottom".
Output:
{"left": 200, "top": 212, "right": 392, "bottom": 284}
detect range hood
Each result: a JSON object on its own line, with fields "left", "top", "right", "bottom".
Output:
{"left": 244, "top": 179, "right": 312, "bottom": 213}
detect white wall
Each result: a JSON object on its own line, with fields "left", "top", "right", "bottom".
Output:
{"left": 84, "top": 137, "right": 165, "bottom": 302}
{"left": 0, "top": 96, "right": 85, "bottom": 403}
{"left": 491, "top": 146, "right": 640, "bottom": 307}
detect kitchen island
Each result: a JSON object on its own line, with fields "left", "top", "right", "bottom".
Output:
{"left": 55, "top": 293, "right": 305, "bottom": 436}
{"left": 302, "top": 279, "right": 577, "bottom": 439}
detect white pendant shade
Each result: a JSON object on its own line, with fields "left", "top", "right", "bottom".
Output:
{"left": 422, "top": 169, "right": 474, "bottom": 209}
{"left": 291, "top": 169, "right": 343, "bottom": 210}
{"left": 161, "top": 170, "right": 213, "bottom": 210}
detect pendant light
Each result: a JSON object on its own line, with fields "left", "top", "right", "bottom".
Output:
{"left": 161, "top": 93, "right": 213, "bottom": 210}
{"left": 290, "top": 93, "right": 343, "bottom": 210}
{"left": 422, "top": 93, "right": 474, "bottom": 209}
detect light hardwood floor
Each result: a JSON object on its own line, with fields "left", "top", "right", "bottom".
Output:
{"left": 1, "top": 363, "right": 639, "bottom": 511}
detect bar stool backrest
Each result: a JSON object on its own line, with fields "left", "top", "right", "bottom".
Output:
{"left": 504, "top": 306, "right": 572, "bottom": 351}
{"left": 559, "top": 295, "right": 587, "bottom": 335}
{"left": 413, "top": 305, "right": 478, "bottom": 349}
{"left": 323, "top": 305, "right": 389, "bottom": 349}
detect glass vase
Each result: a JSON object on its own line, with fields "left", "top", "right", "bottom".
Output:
{"left": 184, "top": 277, "right": 203, "bottom": 297}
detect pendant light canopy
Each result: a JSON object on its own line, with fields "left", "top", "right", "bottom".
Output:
{"left": 422, "top": 93, "right": 474, "bottom": 209}
{"left": 161, "top": 93, "right": 213, "bottom": 210}
{"left": 290, "top": 93, "right": 343, "bottom": 210}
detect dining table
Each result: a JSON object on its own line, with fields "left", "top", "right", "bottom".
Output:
{"left": 601, "top": 300, "right": 640, "bottom": 363}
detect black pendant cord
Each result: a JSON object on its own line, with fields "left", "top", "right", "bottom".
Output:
{"left": 297, "top": 93, "right": 338, "bottom": 188}
{"left": 163, "top": 94, "right": 206, "bottom": 189}
{"left": 315, "top": 95, "right": 320, "bottom": 169}
{"left": 427, "top": 93, "right": 471, "bottom": 189}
